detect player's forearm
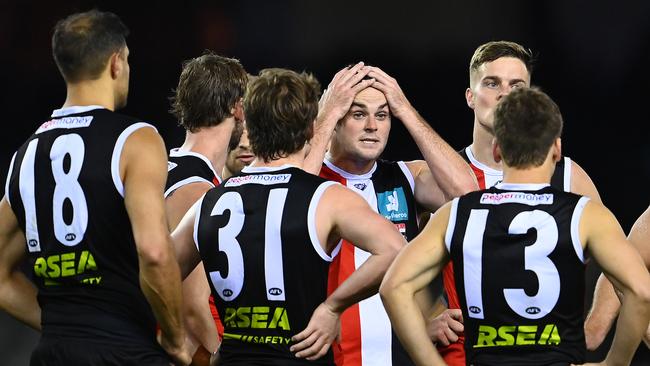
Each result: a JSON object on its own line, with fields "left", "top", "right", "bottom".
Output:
{"left": 0, "top": 271, "right": 41, "bottom": 330}
{"left": 605, "top": 291, "right": 650, "bottom": 366}
{"left": 325, "top": 251, "right": 397, "bottom": 313}
{"left": 380, "top": 284, "right": 445, "bottom": 366}
{"left": 400, "top": 108, "right": 477, "bottom": 198}
{"left": 182, "top": 270, "right": 219, "bottom": 353}
{"left": 584, "top": 273, "right": 620, "bottom": 350}
{"left": 139, "top": 246, "right": 186, "bottom": 347}
{"left": 303, "top": 112, "right": 338, "bottom": 175}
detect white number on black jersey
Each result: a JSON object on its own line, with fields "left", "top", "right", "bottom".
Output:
{"left": 208, "top": 189, "right": 288, "bottom": 302}
{"left": 18, "top": 134, "right": 89, "bottom": 251}
{"left": 464, "top": 209, "right": 561, "bottom": 320}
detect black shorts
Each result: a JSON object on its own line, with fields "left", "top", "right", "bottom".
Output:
{"left": 30, "top": 336, "right": 170, "bottom": 366}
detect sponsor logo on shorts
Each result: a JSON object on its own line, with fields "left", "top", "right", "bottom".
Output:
{"left": 480, "top": 192, "right": 554, "bottom": 206}
{"left": 167, "top": 161, "right": 178, "bottom": 171}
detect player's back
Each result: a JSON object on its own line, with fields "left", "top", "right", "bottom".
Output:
{"left": 195, "top": 165, "right": 338, "bottom": 365}
{"left": 5, "top": 106, "right": 164, "bottom": 351}
{"left": 446, "top": 183, "right": 588, "bottom": 366}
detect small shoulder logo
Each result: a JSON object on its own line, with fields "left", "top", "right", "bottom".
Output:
{"left": 167, "top": 162, "right": 178, "bottom": 171}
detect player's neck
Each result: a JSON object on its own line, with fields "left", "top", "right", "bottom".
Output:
{"left": 180, "top": 119, "right": 236, "bottom": 177}
{"left": 250, "top": 150, "right": 305, "bottom": 170}
{"left": 327, "top": 150, "right": 375, "bottom": 175}
{"left": 501, "top": 161, "right": 554, "bottom": 185}
{"left": 472, "top": 120, "right": 502, "bottom": 171}
{"left": 62, "top": 80, "right": 116, "bottom": 111}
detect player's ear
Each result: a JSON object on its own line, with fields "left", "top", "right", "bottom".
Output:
{"left": 492, "top": 138, "right": 502, "bottom": 163}
{"left": 109, "top": 51, "right": 122, "bottom": 80}
{"left": 552, "top": 138, "right": 562, "bottom": 162}
{"left": 465, "top": 87, "right": 475, "bottom": 109}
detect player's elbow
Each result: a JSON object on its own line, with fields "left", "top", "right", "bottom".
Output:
{"left": 379, "top": 273, "right": 408, "bottom": 304}
{"left": 626, "top": 277, "right": 650, "bottom": 309}
{"left": 137, "top": 238, "right": 174, "bottom": 268}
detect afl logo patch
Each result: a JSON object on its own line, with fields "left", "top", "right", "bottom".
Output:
{"left": 268, "top": 288, "right": 283, "bottom": 296}
{"left": 526, "top": 306, "right": 541, "bottom": 315}
{"left": 469, "top": 306, "right": 482, "bottom": 314}
{"left": 222, "top": 289, "right": 233, "bottom": 297}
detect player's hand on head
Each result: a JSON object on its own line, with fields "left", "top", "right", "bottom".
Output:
{"left": 319, "top": 62, "right": 375, "bottom": 122}
{"left": 427, "top": 309, "right": 464, "bottom": 346}
{"left": 290, "top": 302, "right": 340, "bottom": 360}
{"left": 365, "top": 66, "right": 413, "bottom": 119}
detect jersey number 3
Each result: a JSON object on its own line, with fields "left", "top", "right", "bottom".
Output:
{"left": 463, "top": 209, "right": 560, "bottom": 320}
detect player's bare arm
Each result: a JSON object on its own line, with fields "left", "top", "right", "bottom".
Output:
{"left": 0, "top": 197, "right": 41, "bottom": 330}
{"left": 379, "top": 201, "right": 453, "bottom": 366}
{"left": 291, "top": 184, "right": 405, "bottom": 360}
{"left": 585, "top": 205, "right": 650, "bottom": 350}
{"left": 303, "top": 62, "right": 374, "bottom": 174}
{"left": 122, "top": 126, "right": 191, "bottom": 365}
{"left": 570, "top": 160, "right": 602, "bottom": 203}
{"left": 580, "top": 201, "right": 650, "bottom": 366}
{"left": 167, "top": 180, "right": 220, "bottom": 360}
{"left": 367, "top": 66, "right": 477, "bottom": 211}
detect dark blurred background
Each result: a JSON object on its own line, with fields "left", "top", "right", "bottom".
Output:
{"left": 1, "top": 1, "right": 649, "bottom": 364}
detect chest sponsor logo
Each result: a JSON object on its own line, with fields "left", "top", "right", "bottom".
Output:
{"left": 167, "top": 161, "right": 178, "bottom": 171}
{"left": 480, "top": 192, "right": 554, "bottom": 206}
{"left": 224, "top": 174, "right": 291, "bottom": 187}
{"left": 36, "top": 116, "right": 93, "bottom": 134}
{"left": 377, "top": 187, "right": 408, "bottom": 222}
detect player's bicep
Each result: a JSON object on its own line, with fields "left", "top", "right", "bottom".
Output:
{"left": 171, "top": 199, "right": 202, "bottom": 280}
{"left": 583, "top": 202, "right": 647, "bottom": 294}
{"left": 570, "top": 161, "right": 602, "bottom": 204}
{"left": 628, "top": 206, "right": 650, "bottom": 268}
{"left": 166, "top": 181, "right": 213, "bottom": 231}
{"left": 328, "top": 186, "right": 406, "bottom": 255}
{"left": 121, "top": 127, "right": 170, "bottom": 254}
{"left": 408, "top": 160, "right": 446, "bottom": 211}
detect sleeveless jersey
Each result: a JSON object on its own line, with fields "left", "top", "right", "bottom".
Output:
{"left": 194, "top": 165, "right": 339, "bottom": 365}
{"left": 164, "top": 148, "right": 221, "bottom": 198}
{"left": 439, "top": 146, "right": 573, "bottom": 366}
{"left": 319, "top": 157, "right": 418, "bottom": 366}
{"left": 164, "top": 148, "right": 224, "bottom": 339}
{"left": 5, "top": 106, "right": 166, "bottom": 353}
{"left": 445, "top": 183, "right": 588, "bottom": 365}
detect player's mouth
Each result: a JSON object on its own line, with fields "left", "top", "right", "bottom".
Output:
{"left": 359, "top": 137, "right": 379, "bottom": 145}
{"left": 237, "top": 154, "right": 255, "bottom": 164}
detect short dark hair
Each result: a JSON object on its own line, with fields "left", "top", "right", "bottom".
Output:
{"left": 170, "top": 52, "right": 248, "bottom": 132}
{"left": 494, "top": 87, "right": 563, "bottom": 168}
{"left": 470, "top": 41, "right": 534, "bottom": 81}
{"left": 244, "top": 68, "right": 321, "bottom": 162}
{"left": 52, "top": 10, "right": 129, "bottom": 83}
